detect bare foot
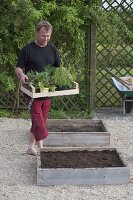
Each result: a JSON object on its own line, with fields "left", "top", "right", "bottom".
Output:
{"left": 37, "top": 140, "right": 44, "bottom": 149}
{"left": 26, "top": 147, "right": 37, "bottom": 156}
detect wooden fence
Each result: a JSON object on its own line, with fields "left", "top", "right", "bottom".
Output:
{"left": 96, "top": 0, "right": 133, "bottom": 107}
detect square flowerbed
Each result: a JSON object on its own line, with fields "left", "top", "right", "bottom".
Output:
{"left": 37, "top": 147, "right": 129, "bottom": 186}
{"left": 45, "top": 119, "right": 110, "bottom": 146}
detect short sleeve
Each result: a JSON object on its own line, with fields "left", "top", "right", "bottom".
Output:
{"left": 16, "top": 47, "right": 27, "bottom": 69}
{"left": 53, "top": 47, "right": 61, "bottom": 67}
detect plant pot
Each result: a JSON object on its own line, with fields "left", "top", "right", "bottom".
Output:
{"left": 40, "top": 87, "right": 49, "bottom": 93}
{"left": 38, "top": 82, "right": 49, "bottom": 93}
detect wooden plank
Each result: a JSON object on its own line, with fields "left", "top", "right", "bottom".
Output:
{"left": 45, "top": 132, "right": 110, "bottom": 146}
{"left": 40, "top": 146, "right": 116, "bottom": 152}
{"left": 37, "top": 167, "right": 129, "bottom": 186}
{"left": 37, "top": 147, "right": 129, "bottom": 186}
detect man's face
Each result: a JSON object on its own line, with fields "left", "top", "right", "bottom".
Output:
{"left": 36, "top": 27, "right": 52, "bottom": 47}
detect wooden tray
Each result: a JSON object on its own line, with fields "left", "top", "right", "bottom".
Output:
{"left": 20, "top": 81, "right": 79, "bottom": 98}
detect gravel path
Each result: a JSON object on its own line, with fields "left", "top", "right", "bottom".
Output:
{"left": 0, "top": 108, "right": 133, "bottom": 200}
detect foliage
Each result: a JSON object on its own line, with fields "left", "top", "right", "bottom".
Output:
{"left": 0, "top": 72, "right": 16, "bottom": 92}
{"left": 0, "top": 109, "right": 12, "bottom": 118}
{"left": 27, "top": 65, "right": 74, "bottom": 91}
{"left": 52, "top": 66, "right": 74, "bottom": 88}
{"left": 27, "top": 70, "right": 51, "bottom": 88}
{"left": 1, "top": 0, "right": 133, "bottom": 114}
{"left": 1, "top": 0, "right": 132, "bottom": 77}
{"left": 0, "top": 108, "right": 92, "bottom": 119}
{"left": 49, "top": 109, "right": 92, "bottom": 119}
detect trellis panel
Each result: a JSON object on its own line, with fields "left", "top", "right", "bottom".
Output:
{"left": 96, "top": 0, "right": 133, "bottom": 107}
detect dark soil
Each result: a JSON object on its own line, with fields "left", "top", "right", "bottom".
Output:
{"left": 41, "top": 150, "right": 124, "bottom": 168}
{"left": 48, "top": 125, "right": 103, "bottom": 132}
{"left": 47, "top": 120, "right": 104, "bottom": 132}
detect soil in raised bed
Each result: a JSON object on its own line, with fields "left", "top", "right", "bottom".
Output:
{"left": 40, "top": 150, "right": 124, "bottom": 168}
{"left": 47, "top": 124, "right": 104, "bottom": 132}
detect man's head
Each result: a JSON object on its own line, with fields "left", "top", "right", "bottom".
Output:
{"left": 35, "top": 20, "right": 53, "bottom": 47}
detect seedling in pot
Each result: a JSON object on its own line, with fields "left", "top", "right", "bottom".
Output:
{"left": 52, "top": 66, "right": 74, "bottom": 90}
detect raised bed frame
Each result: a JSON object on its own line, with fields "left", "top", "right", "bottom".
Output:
{"left": 46, "top": 119, "right": 110, "bottom": 146}
{"left": 37, "top": 147, "right": 129, "bottom": 186}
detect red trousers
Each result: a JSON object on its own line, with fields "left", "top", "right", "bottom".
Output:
{"left": 30, "top": 99, "right": 50, "bottom": 141}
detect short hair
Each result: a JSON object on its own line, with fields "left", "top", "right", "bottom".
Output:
{"left": 36, "top": 20, "right": 53, "bottom": 32}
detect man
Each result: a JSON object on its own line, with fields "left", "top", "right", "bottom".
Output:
{"left": 15, "top": 20, "right": 61, "bottom": 155}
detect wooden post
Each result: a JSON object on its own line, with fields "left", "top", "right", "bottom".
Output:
{"left": 85, "top": 23, "right": 96, "bottom": 116}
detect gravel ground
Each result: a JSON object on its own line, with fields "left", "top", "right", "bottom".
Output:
{"left": 0, "top": 107, "right": 133, "bottom": 200}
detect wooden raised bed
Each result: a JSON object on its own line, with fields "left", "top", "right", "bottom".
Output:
{"left": 45, "top": 119, "right": 110, "bottom": 146}
{"left": 20, "top": 81, "right": 79, "bottom": 98}
{"left": 37, "top": 147, "right": 129, "bottom": 186}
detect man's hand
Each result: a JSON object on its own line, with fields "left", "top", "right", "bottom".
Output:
{"left": 20, "top": 73, "right": 29, "bottom": 85}
{"left": 15, "top": 67, "right": 28, "bottom": 84}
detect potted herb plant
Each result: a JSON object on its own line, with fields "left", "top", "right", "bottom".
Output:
{"left": 27, "top": 70, "right": 50, "bottom": 92}
{"left": 52, "top": 66, "right": 74, "bottom": 90}
{"left": 36, "top": 71, "right": 50, "bottom": 92}
{"left": 27, "top": 70, "right": 39, "bottom": 91}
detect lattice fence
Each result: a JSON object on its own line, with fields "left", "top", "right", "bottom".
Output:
{"left": 96, "top": 0, "right": 133, "bottom": 107}
{"left": 0, "top": 84, "right": 14, "bottom": 108}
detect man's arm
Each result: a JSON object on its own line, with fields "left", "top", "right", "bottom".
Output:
{"left": 15, "top": 67, "right": 28, "bottom": 84}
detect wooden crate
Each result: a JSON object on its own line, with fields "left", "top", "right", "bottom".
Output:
{"left": 37, "top": 147, "right": 129, "bottom": 186}
{"left": 20, "top": 81, "right": 79, "bottom": 98}
{"left": 45, "top": 119, "right": 110, "bottom": 146}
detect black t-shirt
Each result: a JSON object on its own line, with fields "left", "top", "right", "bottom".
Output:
{"left": 16, "top": 41, "right": 61, "bottom": 73}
